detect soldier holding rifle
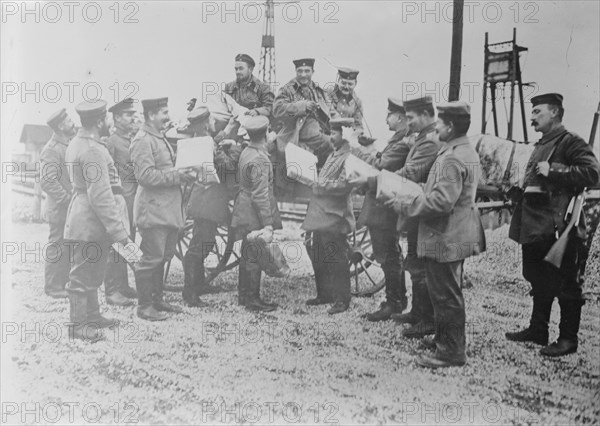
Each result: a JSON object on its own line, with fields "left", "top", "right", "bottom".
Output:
{"left": 506, "top": 93, "right": 600, "bottom": 357}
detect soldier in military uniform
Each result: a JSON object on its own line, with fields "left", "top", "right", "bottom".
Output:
{"left": 130, "top": 97, "right": 196, "bottom": 321}
{"left": 231, "top": 115, "right": 282, "bottom": 312}
{"left": 302, "top": 118, "right": 355, "bottom": 315}
{"left": 102, "top": 98, "right": 139, "bottom": 306}
{"left": 64, "top": 100, "right": 132, "bottom": 342}
{"left": 182, "top": 106, "right": 242, "bottom": 307}
{"left": 387, "top": 101, "right": 486, "bottom": 368}
{"left": 506, "top": 93, "right": 600, "bottom": 357}
{"left": 391, "top": 96, "right": 441, "bottom": 338}
{"left": 40, "top": 108, "right": 76, "bottom": 298}
{"left": 348, "top": 98, "right": 411, "bottom": 321}
{"left": 218, "top": 54, "right": 274, "bottom": 143}
{"left": 327, "top": 67, "right": 364, "bottom": 134}
{"left": 273, "top": 58, "right": 340, "bottom": 167}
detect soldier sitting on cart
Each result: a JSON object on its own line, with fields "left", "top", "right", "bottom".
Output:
{"left": 272, "top": 58, "right": 339, "bottom": 197}
{"left": 182, "top": 106, "right": 243, "bottom": 307}
{"left": 302, "top": 117, "right": 355, "bottom": 315}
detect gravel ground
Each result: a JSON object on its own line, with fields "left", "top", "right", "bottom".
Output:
{"left": 2, "top": 222, "right": 599, "bottom": 425}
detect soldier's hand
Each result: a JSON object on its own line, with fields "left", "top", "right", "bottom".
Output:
{"left": 219, "top": 139, "right": 236, "bottom": 149}
{"left": 260, "top": 226, "right": 274, "bottom": 244}
{"left": 348, "top": 175, "right": 369, "bottom": 187}
{"left": 245, "top": 109, "right": 259, "bottom": 117}
{"left": 178, "top": 170, "right": 197, "bottom": 184}
{"left": 214, "top": 130, "right": 226, "bottom": 143}
{"left": 306, "top": 101, "right": 318, "bottom": 113}
{"left": 536, "top": 161, "right": 550, "bottom": 177}
{"left": 358, "top": 135, "right": 376, "bottom": 146}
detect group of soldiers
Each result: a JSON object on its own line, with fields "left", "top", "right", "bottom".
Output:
{"left": 39, "top": 53, "right": 599, "bottom": 368}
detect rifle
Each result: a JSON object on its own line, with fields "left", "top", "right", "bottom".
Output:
{"left": 543, "top": 101, "right": 600, "bottom": 268}
{"left": 543, "top": 192, "right": 585, "bottom": 268}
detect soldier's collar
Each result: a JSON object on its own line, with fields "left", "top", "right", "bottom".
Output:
{"left": 539, "top": 125, "right": 566, "bottom": 144}
{"left": 53, "top": 132, "right": 70, "bottom": 145}
{"left": 438, "top": 135, "right": 470, "bottom": 154}
{"left": 114, "top": 126, "right": 132, "bottom": 139}
{"left": 418, "top": 122, "right": 437, "bottom": 138}
{"left": 77, "top": 128, "right": 103, "bottom": 144}
{"left": 142, "top": 122, "right": 165, "bottom": 138}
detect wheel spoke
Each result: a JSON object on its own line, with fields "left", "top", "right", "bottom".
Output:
{"left": 359, "top": 228, "right": 368, "bottom": 245}
{"left": 354, "top": 267, "right": 359, "bottom": 293}
{"left": 361, "top": 261, "right": 377, "bottom": 286}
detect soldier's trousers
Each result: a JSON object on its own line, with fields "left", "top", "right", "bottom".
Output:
{"left": 369, "top": 226, "right": 406, "bottom": 307}
{"left": 406, "top": 228, "right": 434, "bottom": 322}
{"left": 424, "top": 258, "right": 466, "bottom": 362}
{"left": 44, "top": 220, "right": 71, "bottom": 295}
{"left": 307, "top": 231, "right": 350, "bottom": 304}
{"left": 65, "top": 240, "right": 111, "bottom": 294}
{"left": 522, "top": 236, "right": 584, "bottom": 302}
{"left": 137, "top": 227, "right": 179, "bottom": 273}
{"left": 186, "top": 219, "right": 218, "bottom": 263}
{"left": 103, "top": 206, "right": 135, "bottom": 296}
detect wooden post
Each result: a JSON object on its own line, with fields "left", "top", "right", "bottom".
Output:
{"left": 481, "top": 32, "right": 489, "bottom": 134}
{"left": 449, "top": 0, "right": 464, "bottom": 101}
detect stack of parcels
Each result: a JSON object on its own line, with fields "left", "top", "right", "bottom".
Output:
{"left": 285, "top": 143, "right": 318, "bottom": 186}
{"left": 175, "top": 136, "right": 220, "bottom": 184}
{"left": 375, "top": 169, "right": 424, "bottom": 206}
{"left": 344, "top": 154, "right": 379, "bottom": 181}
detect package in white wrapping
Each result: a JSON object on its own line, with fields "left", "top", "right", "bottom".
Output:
{"left": 205, "top": 91, "right": 250, "bottom": 136}
{"left": 376, "top": 169, "right": 423, "bottom": 205}
{"left": 344, "top": 154, "right": 379, "bottom": 181}
{"left": 175, "top": 137, "right": 220, "bottom": 184}
{"left": 285, "top": 143, "right": 318, "bottom": 185}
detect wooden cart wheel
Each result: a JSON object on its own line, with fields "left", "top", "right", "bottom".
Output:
{"left": 164, "top": 219, "right": 240, "bottom": 290}
{"left": 347, "top": 226, "right": 385, "bottom": 297}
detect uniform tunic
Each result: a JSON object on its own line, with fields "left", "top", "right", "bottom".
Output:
{"left": 224, "top": 75, "right": 274, "bottom": 117}
{"left": 509, "top": 125, "right": 600, "bottom": 302}
{"left": 40, "top": 133, "right": 73, "bottom": 294}
{"left": 328, "top": 85, "right": 364, "bottom": 133}
{"left": 130, "top": 123, "right": 184, "bottom": 272}
{"left": 404, "top": 135, "right": 486, "bottom": 361}
{"left": 64, "top": 128, "right": 129, "bottom": 294}
{"left": 302, "top": 141, "right": 354, "bottom": 304}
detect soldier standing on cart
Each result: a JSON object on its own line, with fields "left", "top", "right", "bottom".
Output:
{"left": 102, "top": 98, "right": 140, "bottom": 306}
{"left": 231, "top": 115, "right": 282, "bottom": 312}
{"left": 130, "top": 97, "right": 196, "bottom": 321}
{"left": 40, "top": 108, "right": 76, "bottom": 299}
{"left": 63, "top": 100, "right": 132, "bottom": 342}
{"left": 506, "top": 93, "right": 600, "bottom": 357}
{"left": 182, "top": 106, "right": 242, "bottom": 307}
{"left": 349, "top": 98, "right": 411, "bottom": 321}
{"left": 302, "top": 118, "right": 355, "bottom": 315}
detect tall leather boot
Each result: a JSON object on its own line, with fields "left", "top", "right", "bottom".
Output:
{"left": 541, "top": 299, "right": 582, "bottom": 356}
{"left": 506, "top": 295, "right": 552, "bottom": 345}
{"left": 245, "top": 267, "right": 277, "bottom": 312}
{"left": 87, "top": 289, "right": 119, "bottom": 329}
{"left": 152, "top": 263, "right": 183, "bottom": 313}
{"left": 182, "top": 254, "right": 209, "bottom": 308}
{"left": 366, "top": 263, "right": 406, "bottom": 321}
{"left": 67, "top": 292, "right": 103, "bottom": 342}
{"left": 402, "top": 280, "right": 435, "bottom": 338}
{"left": 135, "top": 269, "right": 167, "bottom": 321}
{"left": 306, "top": 263, "right": 331, "bottom": 305}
